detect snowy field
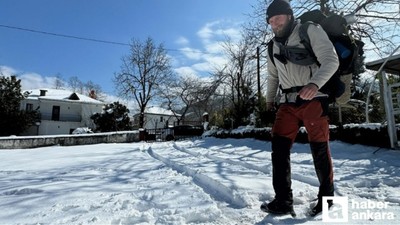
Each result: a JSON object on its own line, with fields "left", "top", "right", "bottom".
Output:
{"left": 0, "top": 137, "right": 399, "bottom": 225}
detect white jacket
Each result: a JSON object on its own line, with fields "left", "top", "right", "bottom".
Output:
{"left": 266, "top": 21, "right": 339, "bottom": 103}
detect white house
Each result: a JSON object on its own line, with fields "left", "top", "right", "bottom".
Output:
{"left": 20, "top": 89, "right": 104, "bottom": 135}
{"left": 133, "top": 106, "right": 180, "bottom": 129}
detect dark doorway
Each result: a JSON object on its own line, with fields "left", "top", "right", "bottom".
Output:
{"left": 52, "top": 106, "right": 60, "bottom": 121}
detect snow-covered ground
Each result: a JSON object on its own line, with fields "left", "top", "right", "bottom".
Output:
{"left": 0, "top": 137, "right": 399, "bottom": 224}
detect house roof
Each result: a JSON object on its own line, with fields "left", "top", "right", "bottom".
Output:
{"left": 144, "top": 106, "right": 179, "bottom": 116}
{"left": 24, "top": 89, "right": 103, "bottom": 104}
{"left": 131, "top": 106, "right": 180, "bottom": 117}
{"left": 366, "top": 53, "right": 400, "bottom": 74}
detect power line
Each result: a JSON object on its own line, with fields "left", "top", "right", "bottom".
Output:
{"left": 0, "top": 24, "right": 130, "bottom": 46}
{"left": 0, "top": 24, "right": 214, "bottom": 55}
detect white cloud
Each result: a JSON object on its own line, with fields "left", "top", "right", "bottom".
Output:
{"left": 197, "top": 21, "right": 219, "bottom": 40}
{"left": 197, "top": 20, "right": 242, "bottom": 44}
{"left": 175, "top": 36, "right": 190, "bottom": 46}
{"left": 19, "top": 73, "right": 57, "bottom": 90}
{"left": 0, "top": 66, "right": 55, "bottom": 90}
{"left": 203, "top": 41, "right": 225, "bottom": 54}
{"left": 174, "top": 66, "right": 199, "bottom": 77}
{"left": 203, "top": 55, "right": 229, "bottom": 68}
{"left": 0, "top": 65, "right": 18, "bottom": 77}
{"left": 217, "top": 27, "right": 242, "bottom": 43}
{"left": 192, "top": 62, "right": 213, "bottom": 73}
{"left": 179, "top": 47, "right": 203, "bottom": 60}
{"left": 171, "top": 20, "right": 243, "bottom": 80}
{"left": 196, "top": 20, "right": 243, "bottom": 65}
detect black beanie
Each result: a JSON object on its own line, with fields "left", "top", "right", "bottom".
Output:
{"left": 266, "top": 0, "right": 293, "bottom": 23}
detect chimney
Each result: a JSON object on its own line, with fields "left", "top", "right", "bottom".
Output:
{"left": 89, "top": 90, "right": 97, "bottom": 99}
{"left": 40, "top": 89, "right": 47, "bottom": 96}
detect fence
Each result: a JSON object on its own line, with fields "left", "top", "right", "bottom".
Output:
{"left": 0, "top": 131, "right": 140, "bottom": 149}
{"left": 142, "top": 125, "right": 204, "bottom": 142}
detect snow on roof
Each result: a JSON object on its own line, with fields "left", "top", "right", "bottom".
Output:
{"left": 143, "top": 106, "right": 179, "bottom": 116}
{"left": 24, "top": 89, "right": 103, "bottom": 104}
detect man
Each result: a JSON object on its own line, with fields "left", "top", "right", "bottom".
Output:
{"left": 260, "top": 0, "right": 339, "bottom": 216}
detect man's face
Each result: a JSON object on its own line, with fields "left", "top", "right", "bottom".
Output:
{"left": 268, "top": 14, "right": 292, "bottom": 37}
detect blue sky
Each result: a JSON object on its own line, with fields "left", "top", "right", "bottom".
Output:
{"left": 0, "top": 0, "right": 255, "bottom": 98}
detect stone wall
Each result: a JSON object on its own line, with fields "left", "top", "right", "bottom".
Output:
{"left": 0, "top": 131, "right": 140, "bottom": 149}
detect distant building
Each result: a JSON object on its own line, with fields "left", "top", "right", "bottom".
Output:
{"left": 20, "top": 89, "right": 104, "bottom": 135}
{"left": 132, "top": 106, "right": 179, "bottom": 129}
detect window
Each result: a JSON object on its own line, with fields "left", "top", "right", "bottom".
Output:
{"left": 26, "top": 103, "right": 33, "bottom": 111}
{"left": 160, "top": 116, "right": 164, "bottom": 122}
{"left": 52, "top": 106, "right": 60, "bottom": 121}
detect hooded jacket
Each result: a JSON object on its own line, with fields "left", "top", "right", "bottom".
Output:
{"left": 266, "top": 20, "right": 339, "bottom": 104}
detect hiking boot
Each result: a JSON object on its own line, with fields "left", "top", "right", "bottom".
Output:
{"left": 260, "top": 199, "right": 295, "bottom": 216}
{"left": 309, "top": 199, "right": 333, "bottom": 216}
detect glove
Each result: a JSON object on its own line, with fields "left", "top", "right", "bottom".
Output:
{"left": 266, "top": 102, "right": 276, "bottom": 111}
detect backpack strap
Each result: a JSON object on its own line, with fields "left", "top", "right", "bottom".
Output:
{"left": 269, "top": 23, "right": 322, "bottom": 67}
{"left": 267, "top": 40, "right": 275, "bottom": 66}
{"left": 298, "top": 22, "right": 319, "bottom": 65}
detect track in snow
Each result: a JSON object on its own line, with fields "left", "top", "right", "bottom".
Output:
{"left": 147, "top": 146, "right": 248, "bottom": 209}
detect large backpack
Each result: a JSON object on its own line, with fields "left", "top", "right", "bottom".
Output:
{"left": 268, "top": 9, "right": 364, "bottom": 104}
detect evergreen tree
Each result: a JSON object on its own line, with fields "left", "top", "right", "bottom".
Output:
{"left": 91, "top": 102, "right": 132, "bottom": 132}
{"left": 0, "top": 76, "right": 39, "bottom": 136}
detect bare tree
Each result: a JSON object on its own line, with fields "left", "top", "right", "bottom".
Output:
{"left": 53, "top": 74, "right": 65, "bottom": 90}
{"left": 114, "top": 37, "right": 174, "bottom": 128}
{"left": 84, "top": 80, "right": 103, "bottom": 100}
{"left": 218, "top": 34, "right": 259, "bottom": 127}
{"left": 68, "top": 76, "right": 84, "bottom": 93}
{"left": 159, "top": 74, "right": 220, "bottom": 125}
{"left": 67, "top": 76, "right": 103, "bottom": 100}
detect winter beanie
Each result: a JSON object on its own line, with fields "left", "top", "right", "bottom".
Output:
{"left": 266, "top": 0, "right": 293, "bottom": 23}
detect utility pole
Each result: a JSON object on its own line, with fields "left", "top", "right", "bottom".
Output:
{"left": 256, "top": 46, "right": 261, "bottom": 100}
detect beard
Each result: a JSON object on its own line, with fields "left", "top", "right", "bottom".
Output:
{"left": 273, "top": 16, "right": 294, "bottom": 38}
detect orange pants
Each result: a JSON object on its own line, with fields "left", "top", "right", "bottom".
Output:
{"left": 272, "top": 100, "right": 329, "bottom": 142}
{"left": 270, "top": 99, "right": 334, "bottom": 202}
